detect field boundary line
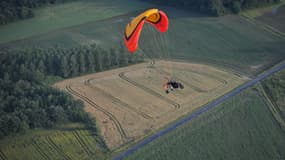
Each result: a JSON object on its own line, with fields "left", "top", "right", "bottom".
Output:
{"left": 119, "top": 72, "right": 180, "bottom": 108}
{"left": 241, "top": 15, "right": 285, "bottom": 39}
{"left": 113, "top": 62, "right": 285, "bottom": 160}
{"left": 76, "top": 130, "right": 98, "bottom": 151}
{"left": 72, "top": 131, "right": 93, "bottom": 156}
{"left": 85, "top": 79, "right": 153, "bottom": 119}
{"left": 0, "top": 149, "right": 7, "bottom": 160}
{"left": 65, "top": 85, "right": 128, "bottom": 141}
{"left": 258, "top": 84, "right": 285, "bottom": 131}
{"left": 32, "top": 139, "right": 50, "bottom": 160}
{"left": 46, "top": 137, "right": 72, "bottom": 160}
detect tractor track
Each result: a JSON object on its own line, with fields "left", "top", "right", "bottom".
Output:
{"left": 154, "top": 67, "right": 208, "bottom": 93}
{"left": 76, "top": 130, "right": 97, "bottom": 150}
{"left": 65, "top": 85, "right": 128, "bottom": 141}
{"left": 45, "top": 137, "right": 72, "bottom": 160}
{"left": 72, "top": 131, "right": 92, "bottom": 156}
{"left": 177, "top": 68, "right": 228, "bottom": 85}
{"left": 119, "top": 72, "right": 180, "bottom": 108}
{"left": 113, "top": 61, "right": 285, "bottom": 160}
{"left": 155, "top": 66, "right": 228, "bottom": 93}
{"left": 0, "top": 149, "right": 7, "bottom": 160}
{"left": 241, "top": 15, "right": 285, "bottom": 39}
{"left": 85, "top": 79, "right": 153, "bottom": 119}
{"left": 32, "top": 139, "right": 50, "bottom": 160}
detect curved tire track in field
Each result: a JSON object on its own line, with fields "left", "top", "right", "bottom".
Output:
{"left": 119, "top": 72, "right": 180, "bottom": 108}
{"left": 154, "top": 67, "right": 208, "bottom": 93}
{"left": 46, "top": 137, "right": 71, "bottom": 160}
{"left": 155, "top": 67, "right": 228, "bottom": 92}
{"left": 113, "top": 62, "right": 285, "bottom": 160}
{"left": 0, "top": 150, "right": 7, "bottom": 160}
{"left": 32, "top": 139, "right": 50, "bottom": 160}
{"left": 85, "top": 79, "right": 153, "bottom": 119}
{"left": 72, "top": 131, "right": 92, "bottom": 156}
{"left": 65, "top": 85, "right": 127, "bottom": 141}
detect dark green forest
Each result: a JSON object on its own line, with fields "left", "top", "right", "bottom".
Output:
{"left": 142, "top": 0, "right": 280, "bottom": 15}
{"left": 0, "top": 0, "right": 72, "bottom": 25}
{"left": 0, "top": 44, "right": 143, "bottom": 139}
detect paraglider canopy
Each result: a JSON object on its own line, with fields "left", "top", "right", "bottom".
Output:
{"left": 124, "top": 9, "right": 169, "bottom": 53}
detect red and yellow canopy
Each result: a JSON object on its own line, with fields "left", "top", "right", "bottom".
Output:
{"left": 124, "top": 9, "right": 169, "bottom": 53}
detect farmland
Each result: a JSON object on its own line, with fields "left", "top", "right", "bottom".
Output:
{"left": 0, "top": 0, "right": 150, "bottom": 44}
{"left": 241, "top": 1, "right": 285, "bottom": 42}
{"left": 1, "top": 0, "right": 285, "bottom": 159}
{"left": 1, "top": 6, "right": 285, "bottom": 76}
{"left": 256, "top": 4, "right": 285, "bottom": 33}
{"left": 125, "top": 86, "right": 285, "bottom": 160}
{"left": 54, "top": 60, "right": 245, "bottom": 149}
{"left": 0, "top": 123, "right": 107, "bottom": 160}
{"left": 261, "top": 68, "right": 285, "bottom": 127}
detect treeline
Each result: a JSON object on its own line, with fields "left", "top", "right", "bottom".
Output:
{"left": 141, "top": 0, "right": 280, "bottom": 16}
{"left": 0, "top": 0, "right": 71, "bottom": 25}
{"left": 0, "top": 44, "right": 142, "bottom": 139}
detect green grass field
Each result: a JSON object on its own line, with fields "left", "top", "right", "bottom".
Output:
{"left": 124, "top": 87, "right": 285, "bottom": 160}
{"left": 0, "top": 123, "right": 108, "bottom": 160}
{"left": 1, "top": 6, "right": 284, "bottom": 76}
{"left": 0, "top": 0, "right": 150, "bottom": 44}
{"left": 241, "top": 0, "right": 285, "bottom": 18}
{"left": 141, "top": 14, "right": 285, "bottom": 76}
{"left": 261, "top": 68, "right": 285, "bottom": 127}
{"left": 255, "top": 4, "right": 285, "bottom": 33}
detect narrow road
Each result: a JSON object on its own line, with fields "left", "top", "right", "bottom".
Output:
{"left": 113, "top": 62, "right": 285, "bottom": 160}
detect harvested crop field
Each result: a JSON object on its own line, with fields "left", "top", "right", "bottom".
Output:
{"left": 54, "top": 61, "right": 246, "bottom": 149}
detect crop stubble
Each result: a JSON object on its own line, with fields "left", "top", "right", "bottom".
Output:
{"left": 54, "top": 61, "right": 245, "bottom": 149}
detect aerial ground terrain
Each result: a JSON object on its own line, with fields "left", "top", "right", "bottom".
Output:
{"left": 0, "top": 0, "right": 285, "bottom": 160}
{"left": 55, "top": 60, "right": 245, "bottom": 148}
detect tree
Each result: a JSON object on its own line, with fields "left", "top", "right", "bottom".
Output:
{"left": 94, "top": 48, "right": 103, "bottom": 71}
{"left": 79, "top": 51, "right": 86, "bottom": 74}
{"left": 60, "top": 55, "right": 70, "bottom": 78}
{"left": 70, "top": 53, "right": 79, "bottom": 76}
{"left": 110, "top": 48, "right": 119, "bottom": 66}
{"left": 118, "top": 44, "right": 128, "bottom": 66}
{"left": 102, "top": 50, "right": 111, "bottom": 69}
{"left": 232, "top": 1, "right": 241, "bottom": 13}
{"left": 37, "top": 59, "right": 46, "bottom": 74}
{"left": 0, "top": 44, "right": 141, "bottom": 141}
{"left": 87, "top": 50, "right": 96, "bottom": 72}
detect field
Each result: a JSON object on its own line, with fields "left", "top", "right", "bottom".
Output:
{"left": 241, "top": 0, "right": 285, "bottom": 18}
{"left": 256, "top": 4, "right": 285, "bottom": 33}
{"left": 54, "top": 60, "right": 245, "bottom": 149}
{"left": 124, "top": 87, "right": 285, "bottom": 160}
{"left": 241, "top": 1, "right": 285, "bottom": 39}
{"left": 1, "top": 6, "right": 285, "bottom": 76}
{"left": 261, "top": 69, "right": 285, "bottom": 129}
{"left": 0, "top": 123, "right": 107, "bottom": 160}
{"left": 0, "top": 0, "right": 150, "bottom": 44}
{"left": 1, "top": 0, "right": 285, "bottom": 159}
